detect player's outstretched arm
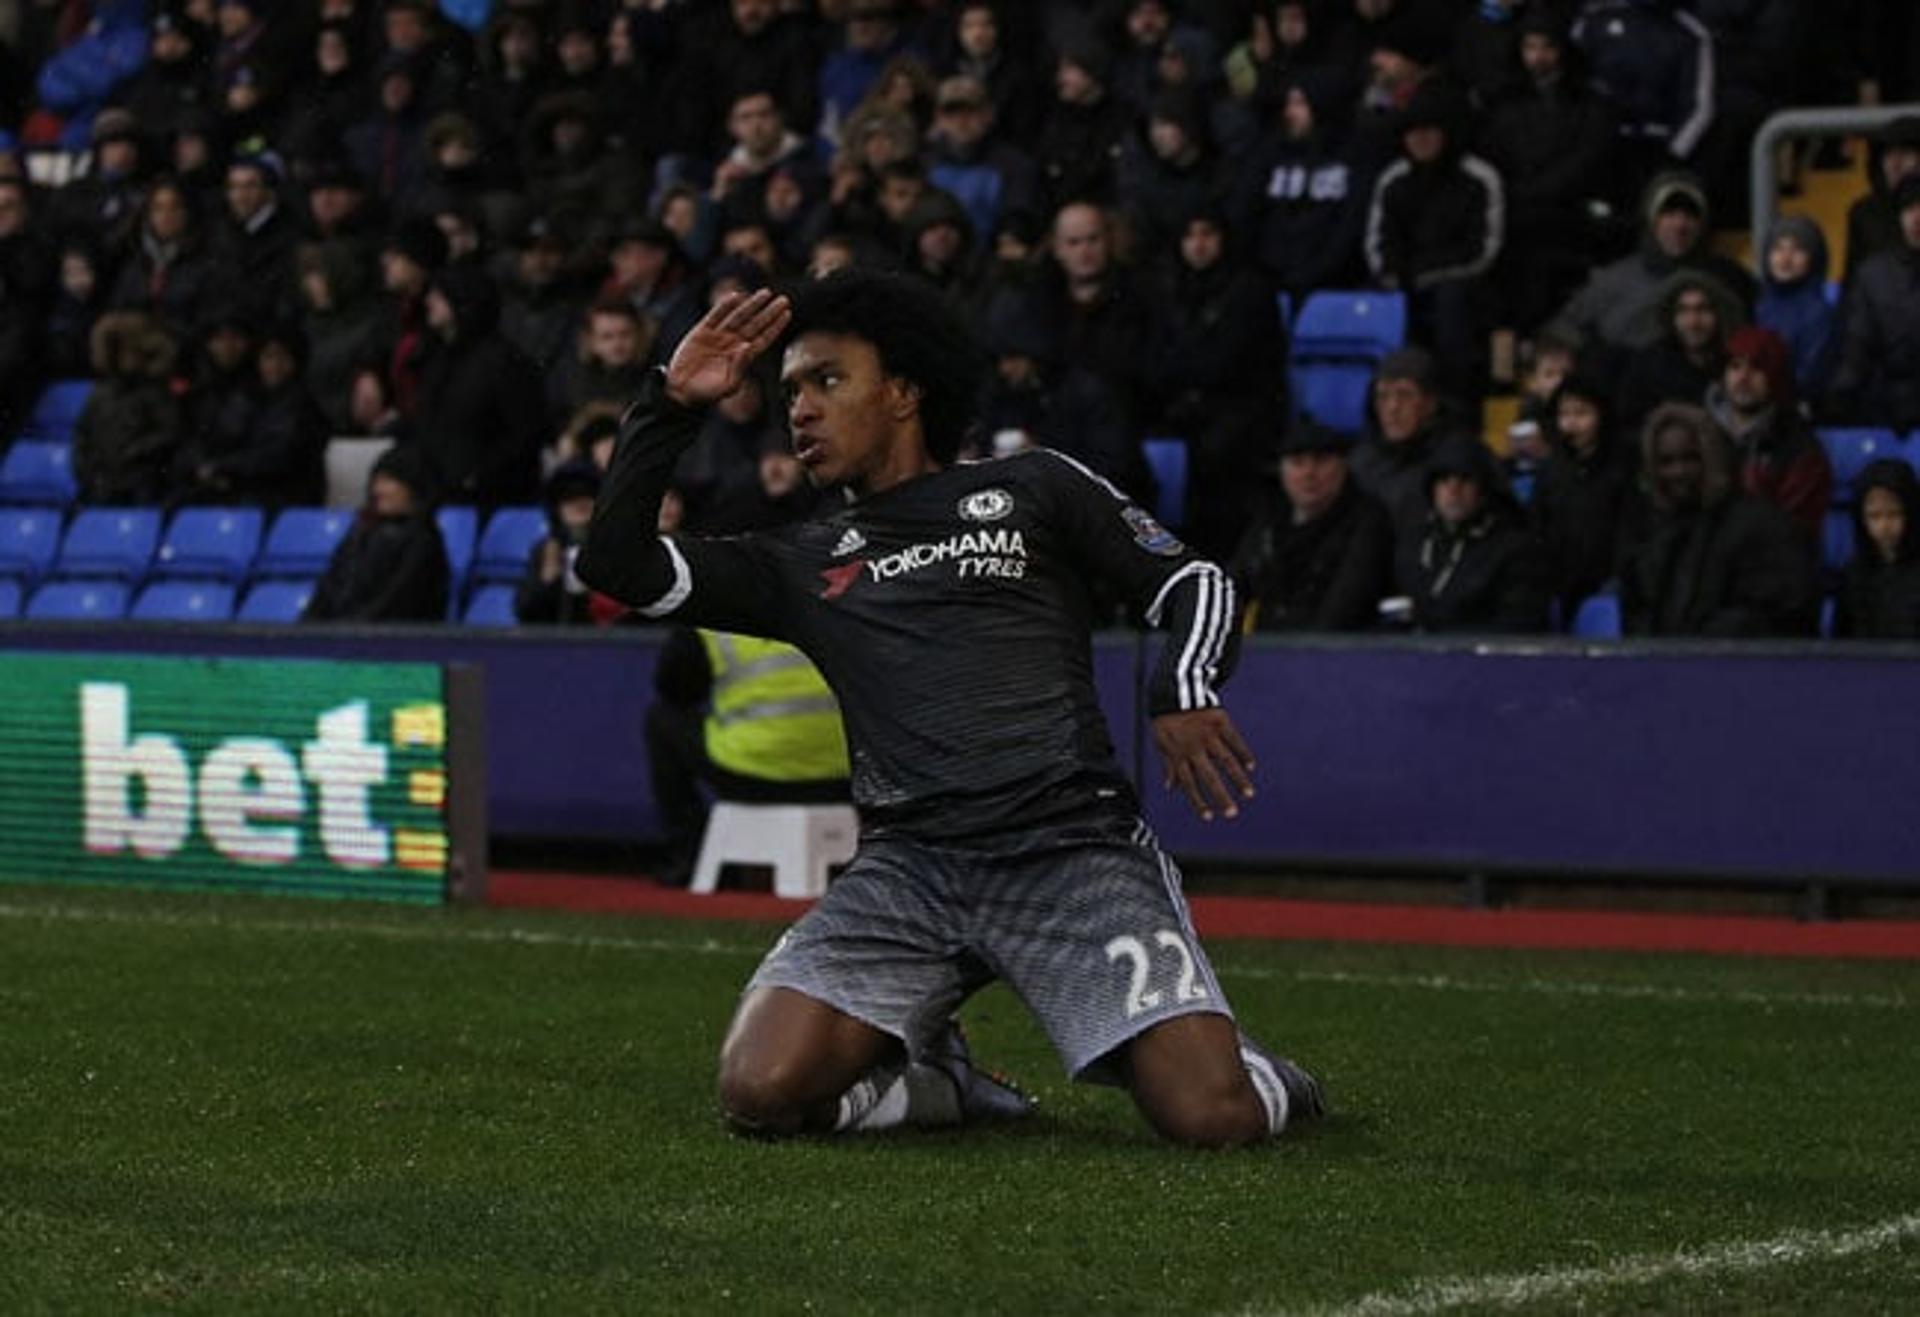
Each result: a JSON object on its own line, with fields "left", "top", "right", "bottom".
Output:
{"left": 576, "top": 290, "right": 792, "bottom": 614}
{"left": 1153, "top": 708, "right": 1257, "bottom": 823}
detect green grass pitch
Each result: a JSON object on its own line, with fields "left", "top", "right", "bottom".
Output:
{"left": 2, "top": 884, "right": 1917, "bottom": 1315}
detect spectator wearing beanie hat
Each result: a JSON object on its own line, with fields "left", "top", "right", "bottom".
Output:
{"left": 1708, "top": 324, "right": 1832, "bottom": 545}
{"left": 516, "top": 457, "right": 613, "bottom": 626}
{"left": 1390, "top": 434, "right": 1553, "bottom": 635}
{"left": 1531, "top": 367, "right": 1642, "bottom": 617}
{"left": 1228, "top": 419, "right": 1395, "bottom": 633}
{"left": 1828, "top": 172, "right": 1920, "bottom": 434}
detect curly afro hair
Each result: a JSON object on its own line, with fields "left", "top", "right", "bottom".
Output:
{"left": 779, "top": 269, "right": 987, "bottom": 464}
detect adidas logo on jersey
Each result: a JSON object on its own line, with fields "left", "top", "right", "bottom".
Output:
{"left": 833, "top": 528, "right": 866, "bottom": 557}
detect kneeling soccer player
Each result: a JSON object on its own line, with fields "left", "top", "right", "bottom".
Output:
{"left": 577, "top": 272, "right": 1323, "bottom": 1146}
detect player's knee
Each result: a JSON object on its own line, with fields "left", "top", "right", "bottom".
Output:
{"left": 1141, "top": 1077, "right": 1268, "bottom": 1149}
{"left": 716, "top": 1056, "right": 812, "bottom": 1136}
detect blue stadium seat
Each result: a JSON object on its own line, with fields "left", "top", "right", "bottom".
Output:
{"left": 1571, "top": 593, "right": 1622, "bottom": 639}
{"left": 1290, "top": 290, "right": 1407, "bottom": 360}
{"left": 0, "top": 576, "right": 20, "bottom": 618}
{"left": 25, "top": 579, "right": 129, "bottom": 620}
{"left": 55, "top": 507, "right": 162, "bottom": 580}
{"left": 1816, "top": 428, "right": 1901, "bottom": 500}
{"left": 471, "top": 506, "right": 547, "bottom": 585}
{"left": 1820, "top": 594, "right": 1837, "bottom": 638}
{"left": 1823, "top": 508, "right": 1856, "bottom": 574}
{"left": 461, "top": 582, "right": 519, "bottom": 626}
{"left": 19, "top": 379, "right": 94, "bottom": 442}
{"left": 154, "top": 507, "right": 263, "bottom": 582}
{"left": 130, "top": 579, "right": 236, "bottom": 622}
{"left": 1289, "top": 361, "right": 1376, "bottom": 435}
{"left": 1141, "top": 437, "right": 1189, "bottom": 529}
{"left": 0, "top": 440, "right": 78, "bottom": 506}
{"left": 436, "top": 505, "right": 478, "bottom": 595}
{"left": 256, "top": 506, "right": 352, "bottom": 578}
{"left": 237, "top": 578, "right": 317, "bottom": 623}
{"left": 0, "top": 507, "right": 62, "bottom": 583}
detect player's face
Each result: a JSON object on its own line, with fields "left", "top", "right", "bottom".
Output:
{"left": 781, "top": 332, "right": 917, "bottom": 491}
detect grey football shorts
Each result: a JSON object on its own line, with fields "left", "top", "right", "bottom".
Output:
{"left": 743, "top": 818, "right": 1235, "bottom": 1085}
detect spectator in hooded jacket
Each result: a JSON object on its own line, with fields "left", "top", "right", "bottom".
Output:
{"left": 1835, "top": 460, "right": 1920, "bottom": 640}
{"left": 413, "top": 263, "right": 546, "bottom": 508}
{"left": 1546, "top": 170, "right": 1753, "bottom": 359}
{"left": 1144, "top": 203, "right": 1284, "bottom": 558}
{"left": 303, "top": 444, "right": 450, "bottom": 623}
{"left": 1754, "top": 215, "right": 1836, "bottom": 403}
{"left": 73, "top": 310, "right": 181, "bottom": 505}
{"left": 1617, "top": 269, "right": 1744, "bottom": 435}
{"left": 1232, "top": 63, "right": 1371, "bottom": 300}
{"left": 1364, "top": 81, "right": 1504, "bottom": 400}
{"left": 1530, "top": 368, "right": 1640, "bottom": 617}
{"left": 1706, "top": 326, "right": 1832, "bottom": 547}
{"left": 1619, "top": 403, "right": 1817, "bottom": 637}
{"left": 1827, "top": 176, "right": 1920, "bottom": 434}
{"left": 1035, "top": 41, "right": 1133, "bottom": 214}
{"left": 1844, "top": 116, "right": 1920, "bottom": 285}
{"left": 1476, "top": 7, "right": 1614, "bottom": 332}
{"left": 1230, "top": 419, "right": 1394, "bottom": 633}
{"left": 1390, "top": 435, "right": 1552, "bottom": 634}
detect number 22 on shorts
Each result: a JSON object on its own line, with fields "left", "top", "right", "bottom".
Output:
{"left": 1105, "top": 931, "right": 1211, "bottom": 1018}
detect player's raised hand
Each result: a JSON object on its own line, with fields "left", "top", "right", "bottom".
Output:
{"left": 1152, "top": 708, "right": 1257, "bottom": 823}
{"left": 663, "top": 287, "right": 792, "bottom": 408}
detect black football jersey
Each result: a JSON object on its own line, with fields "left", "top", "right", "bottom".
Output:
{"left": 582, "top": 383, "right": 1238, "bottom": 843}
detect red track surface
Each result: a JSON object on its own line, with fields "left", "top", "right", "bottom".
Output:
{"left": 489, "top": 871, "right": 1920, "bottom": 960}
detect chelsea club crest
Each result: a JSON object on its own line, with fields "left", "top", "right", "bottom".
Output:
{"left": 959, "top": 488, "right": 1014, "bottom": 522}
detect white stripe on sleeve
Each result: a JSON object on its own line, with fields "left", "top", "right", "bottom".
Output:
{"left": 637, "top": 536, "right": 693, "bottom": 618}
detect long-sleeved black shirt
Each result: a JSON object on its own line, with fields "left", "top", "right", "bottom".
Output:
{"left": 578, "top": 372, "right": 1238, "bottom": 844}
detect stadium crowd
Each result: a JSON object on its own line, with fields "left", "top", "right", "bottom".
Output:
{"left": 2, "top": 0, "right": 1919, "bottom": 637}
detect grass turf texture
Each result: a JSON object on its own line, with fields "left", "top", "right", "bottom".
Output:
{"left": 2, "top": 886, "right": 1917, "bottom": 1316}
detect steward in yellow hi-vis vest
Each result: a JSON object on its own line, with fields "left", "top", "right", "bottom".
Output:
{"left": 699, "top": 630, "right": 850, "bottom": 782}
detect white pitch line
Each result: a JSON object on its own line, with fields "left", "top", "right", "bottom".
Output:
{"left": 1218, "top": 965, "right": 1913, "bottom": 1011}
{"left": 1268, "top": 1210, "right": 1920, "bottom": 1317}
{"left": 0, "top": 900, "right": 1910, "bottom": 1010}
